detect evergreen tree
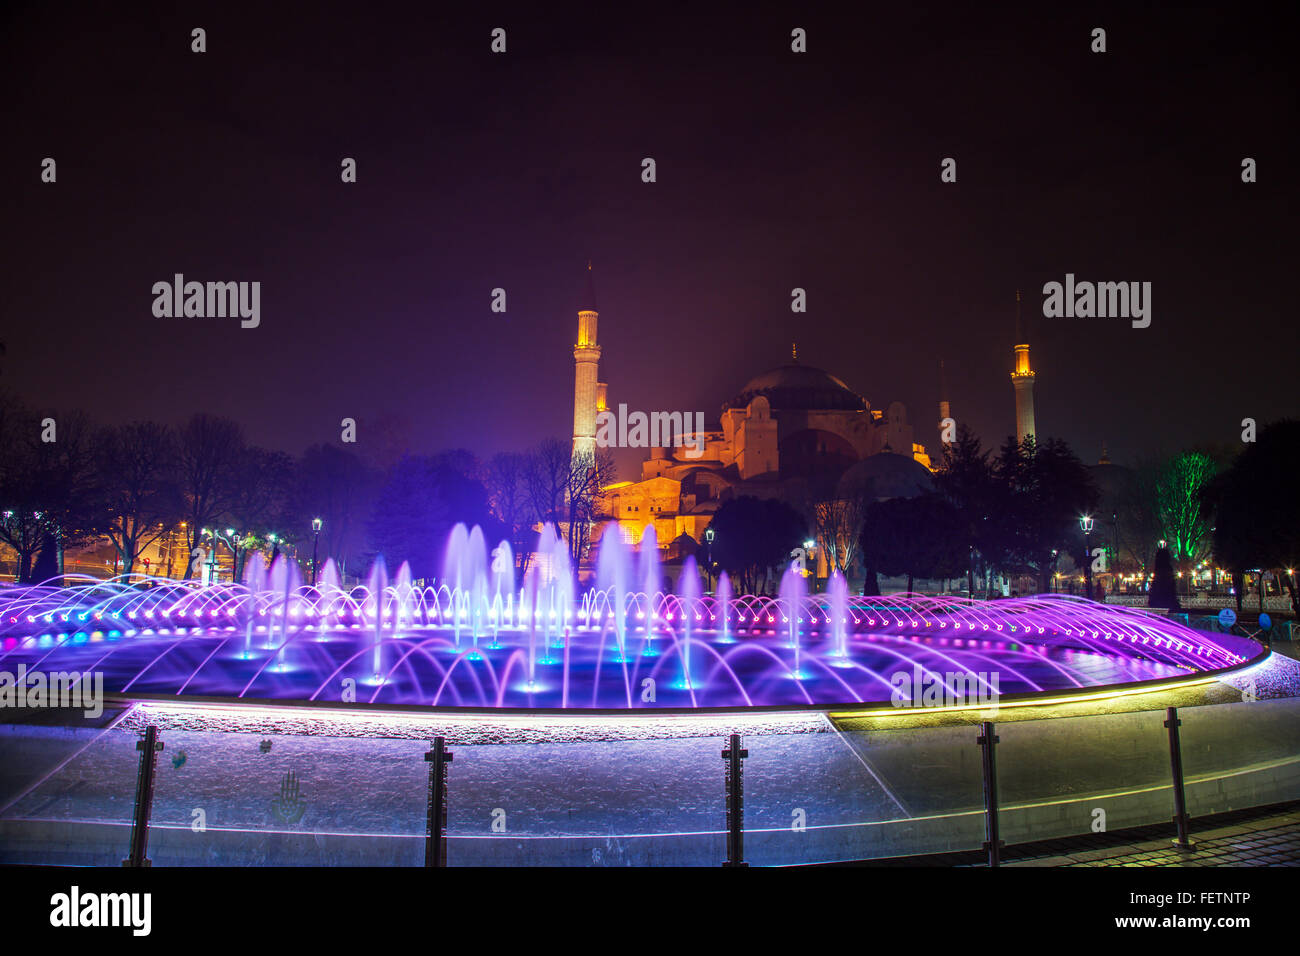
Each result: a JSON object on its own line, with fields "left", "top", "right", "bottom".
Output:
{"left": 1148, "top": 544, "right": 1181, "bottom": 611}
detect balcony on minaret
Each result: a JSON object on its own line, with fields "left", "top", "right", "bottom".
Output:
{"left": 577, "top": 309, "right": 598, "bottom": 349}
{"left": 1012, "top": 344, "right": 1034, "bottom": 378}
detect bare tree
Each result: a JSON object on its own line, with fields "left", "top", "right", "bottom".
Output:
{"left": 520, "top": 439, "right": 617, "bottom": 567}
{"left": 794, "top": 469, "right": 872, "bottom": 578}
{"left": 176, "top": 414, "right": 246, "bottom": 578}
{"left": 565, "top": 447, "right": 617, "bottom": 565}
{"left": 813, "top": 494, "right": 869, "bottom": 575}
{"left": 486, "top": 451, "right": 529, "bottom": 576}
{"left": 524, "top": 438, "right": 571, "bottom": 529}
{"left": 0, "top": 399, "right": 99, "bottom": 582}
{"left": 1155, "top": 450, "right": 1218, "bottom": 574}
{"left": 93, "top": 422, "right": 182, "bottom": 577}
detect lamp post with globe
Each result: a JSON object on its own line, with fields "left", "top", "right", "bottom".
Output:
{"left": 704, "top": 526, "right": 715, "bottom": 591}
{"left": 311, "top": 517, "right": 323, "bottom": 585}
{"left": 1080, "top": 515, "right": 1095, "bottom": 600}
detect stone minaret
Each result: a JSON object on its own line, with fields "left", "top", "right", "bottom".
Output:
{"left": 938, "top": 357, "right": 951, "bottom": 447}
{"left": 1011, "top": 289, "right": 1036, "bottom": 444}
{"left": 572, "top": 262, "right": 602, "bottom": 461}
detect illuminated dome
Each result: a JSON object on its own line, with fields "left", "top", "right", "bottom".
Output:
{"left": 725, "top": 364, "right": 866, "bottom": 412}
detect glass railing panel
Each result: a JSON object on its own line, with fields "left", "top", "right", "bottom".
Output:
{"left": 995, "top": 708, "right": 1172, "bottom": 845}
{"left": 1178, "top": 696, "right": 1300, "bottom": 815}
{"left": 444, "top": 734, "right": 724, "bottom": 866}
{"left": 147, "top": 726, "right": 428, "bottom": 865}
{"left": 747, "top": 720, "right": 987, "bottom": 864}
{"left": 0, "top": 712, "right": 142, "bottom": 866}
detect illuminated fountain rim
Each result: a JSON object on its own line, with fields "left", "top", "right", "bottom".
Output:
{"left": 100, "top": 639, "right": 1268, "bottom": 719}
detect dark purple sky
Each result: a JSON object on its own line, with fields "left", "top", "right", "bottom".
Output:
{"left": 3, "top": 1, "right": 1296, "bottom": 478}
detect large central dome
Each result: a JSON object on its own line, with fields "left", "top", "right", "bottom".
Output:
{"left": 725, "top": 363, "right": 867, "bottom": 412}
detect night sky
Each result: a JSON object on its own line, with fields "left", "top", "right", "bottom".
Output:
{"left": 3, "top": 2, "right": 1295, "bottom": 478}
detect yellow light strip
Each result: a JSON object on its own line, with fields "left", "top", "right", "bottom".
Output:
{"left": 828, "top": 674, "right": 1224, "bottom": 719}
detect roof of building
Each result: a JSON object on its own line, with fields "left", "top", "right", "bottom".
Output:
{"left": 837, "top": 451, "right": 934, "bottom": 499}
{"left": 1088, "top": 461, "right": 1135, "bottom": 506}
{"left": 725, "top": 363, "right": 867, "bottom": 413}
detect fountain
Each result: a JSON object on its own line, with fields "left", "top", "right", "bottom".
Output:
{"left": 595, "top": 529, "right": 629, "bottom": 659}
{"left": 716, "top": 571, "right": 733, "bottom": 643}
{"left": 827, "top": 569, "right": 849, "bottom": 661}
{"left": 241, "top": 552, "right": 266, "bottom": 658}
{"left": 778, "top": 561, "right": 807, "bottom": 679}
{"left": 316, "top": 558, "right": 340, "bottom": 631}
{"left": 0, "top": 522, "right": 1264, "bottom": 711}
{"left": 676, "top": 554, "right": 701, "bottom": 690}
{"left": 366, "top": 556, "right": 388, "bottom": 681}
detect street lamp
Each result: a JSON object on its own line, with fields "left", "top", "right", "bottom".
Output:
{"left": 704, "top": 526, "right": 715, "bottom": 590}
{"left": 218, "top": 528, "right": 241, "bottom": 583}
{"left": 1080, "top": 515, "right": 1095, "bottom": 601}
{"left": 311, "top": 517, "right": 323, "bottom": 585}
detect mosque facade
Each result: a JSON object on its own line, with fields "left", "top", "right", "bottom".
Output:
{"left": 569, "top": 268, "right": 1034, "bottom": 561}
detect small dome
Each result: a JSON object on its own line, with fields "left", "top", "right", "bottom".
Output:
{"left": 668, "top": 532, "right": 699, "bottom": 557}
{"left": 725, "top": 364, "right": 866, "bottom": 412}
{"left": 837, "top": 451, "right": 934, "bottom": 500}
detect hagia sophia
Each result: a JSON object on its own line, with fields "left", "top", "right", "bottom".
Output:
{"left": 569, "top": 264, "right": 1038, "bottom": 573}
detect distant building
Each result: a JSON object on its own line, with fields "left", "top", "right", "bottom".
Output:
{"left": 563, "top": 276, "right": 1041, "bottom": 576}
{"left": 593, "top": 343, "right": 932, "bottom": 553}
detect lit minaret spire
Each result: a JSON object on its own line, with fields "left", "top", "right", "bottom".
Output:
{"left": 1011, "top": 289, "right": 1037, "bottom": 444}
{"left": 938, "top": 357, "right": 951, "bottom": 448}
{"left": 571, "top": 261, "right": 602, "bottom": 461}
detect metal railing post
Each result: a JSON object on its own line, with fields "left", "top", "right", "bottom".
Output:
{"left": 424, "top": 737, "right": 454, "bottom": 867}
{"left": 722, "top": 733, "right": 748, "bottom": 867}
{"left": 977, "top": 721, "right": 1002, "bottom": 867}
{"left": 1164, "top": 707, "right": 1195, "bottom": 848}
{"left": 123, "top": 724, "right": 163, "bottom": 867}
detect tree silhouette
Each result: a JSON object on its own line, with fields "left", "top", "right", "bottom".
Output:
{"left": 176, "top": 414, "right": 246, "bottom": 579}
{"left": 1204, "top": 420, "right": 1300, "bottom": 617}
{"left": 92, "top": 422, "right": 182, "bottom": 576}
{"left": 709, "top": 496, "right": 808, "bottom": 595}
{"left": 934, "top": 425, "right": 1001, "bottom": 593}
{"left": 1148, "top": 544, "right": 1181, "bottom": 611}
{"left": 859, "top": 495, "right": 965, "bottom": 593}
{"left": 994, "top": 435, "right": 1098, "bottom": 593}
{"left": 366, "top": 452, "right": 497, "bottom": 580}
